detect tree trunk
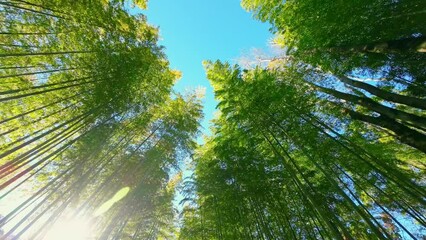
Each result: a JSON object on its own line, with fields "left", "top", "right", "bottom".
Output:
{"left": 346, "top": 109, "right": 426, "bottom": 153}
{"left": 0, "top": 1, "right": 67, "bottom": 19}
{"left": 0, "top": 79, "right": 98, "bottom": 102}
{"left": 0, "top": 50, "right": 93, "bottom": 58}
{"left": 339, "top": 75, "right": 426, "bottom": 110}
{"left": 0, "top": 91, "right": 84, "bottom": 125}
{"left": 0, "top": 68, "right": 78, "bottom": 80}
{"left": 314, "top": 84, "right": 426, "bottom": 129}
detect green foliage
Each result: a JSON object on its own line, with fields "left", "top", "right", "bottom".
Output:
{"left": 179, "top": 62, "right": 425, "bottom": 239}
{"left": 1, "top": 0, "right": 425, "bottom": 239}
{"left": 241, "top": 0, "right": 426, "bottom": 152}
{"left": 242, "top": 0, "right": 426, "bottom": 49}
{"left": 185, "top": 3, "right": 426, "bottom": 235}
{"left": 0, "top": 1, "right": 202, "bottom": 239}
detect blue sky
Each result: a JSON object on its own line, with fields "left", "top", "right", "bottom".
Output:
{"left": 140, "top": 0, "right": 272, "bottom": 132}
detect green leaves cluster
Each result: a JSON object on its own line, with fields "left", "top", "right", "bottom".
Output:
{"left": 242, "top": 0, "right": 426, "bottom": 50}
{"left": 0, "top": 1, "right": 202, "bottom": 239}
{"left": 179, "top": 62, "right": 425, "bottom": 239}
{"left": 240, "top": 0, "right": 426, "bottom": 152}
{"left": 180, "top": 1, "right": 425, "bottom": 238}
{"left": 1, "top": 0, "right": 425, "bottom": 239}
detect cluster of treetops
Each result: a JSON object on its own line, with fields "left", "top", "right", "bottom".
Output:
{"left": 0, "top": 0, "right": 424, "bottom": 239}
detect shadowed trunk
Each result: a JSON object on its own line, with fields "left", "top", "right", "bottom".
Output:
{"left": 339, "top": 75, "right": 426, "bottom": 110}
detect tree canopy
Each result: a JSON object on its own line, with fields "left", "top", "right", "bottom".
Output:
{"left": 180, "top": 0, "right": 425, "bottom": 239}
{"left": 179, "top": 62, "right": 425, "bottom": 239}
{"left": 0, "top": 1, "right": 202, "bottom": 239}
{"left": 0, "top": 0, "right": 425, "bottom": 239}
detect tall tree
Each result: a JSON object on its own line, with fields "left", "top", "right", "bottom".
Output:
{"left": 241, "top": 0, "right": 426, "bottom": 152}
{"left": 179, "top": 62, "right": 425, "bottom": 239}
{"left": 0, "top": 1, "right": 203, "bottom": 239}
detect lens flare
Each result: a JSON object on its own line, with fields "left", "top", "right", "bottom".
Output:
{"left": 94, "top": 187, "right": 130, "bottom": 216}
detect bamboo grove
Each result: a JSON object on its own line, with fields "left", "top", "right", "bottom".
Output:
{"left": 1, "top": 0, "right": 426, "bottom": 239}
{"left": 179, "top": 1, "right": 426, "bottom": 240}
{"left": 0, "top": 0, "right": 202, "bottom": 239}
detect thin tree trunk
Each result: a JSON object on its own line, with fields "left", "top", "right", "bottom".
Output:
{"left": 0, "top": 67, "right": 78, "bottom": 80}
{"left": 0, "top": 158, "right": 50, "bottom": 200}
{"left": 9, "top": 0, "right": 70, "bottom": 16}
{"left": 335, "top": 165, "right": 418, "bottom": 239}
{"left": 0, "top": 1, "right": 67, "bottom": 19}
{"left": 0, "top": 118, "right": 87, "bottom": 180}
{"left": 0, "top": 106, "right": 97, "bottom": 160}
{"left": 314, "top": 83, "right": 426, "bottom": 129}
{"left": 0, "top": 121, "right": 84, "bottom": 180}
{"left": 0, "top": 101, "right": 79, "bottom": 141}
{"left": 0, "top": 50, "right": 93, "bottom": 58}
{"left": 264, "top": 123, "right": 389, "bottom": 239}
{"left": 302, "top": 112, "right": 426, "bottom": 203}
{"left": 260, "top": 130, "right": 349, "bottom": 240}
{"left": 345, "top": 109, "right": 426, "bottom": 153}
{"left": 0, "top": 91, "right": 84, "bottom": 125}
{"left": 0, "top": 64, "right": 46, "bottom": 70}
{"left": 0, "top": 126, "right": 82, "bottom": 189}
{"left": 0, "top": 31, "right": 70, "bottom": 35}
{"left": 0, "top": 79, "right": 99, "bottom": 102}
{"left": 0, "top": 75, "right": 93, "bottom": 96}
{"left": 339, "top": 75, "right": 426, "bottom": 110}
{"left": 1, "top": 165, "right": 75, "bottom": 234}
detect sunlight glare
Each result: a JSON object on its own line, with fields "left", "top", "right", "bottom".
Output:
{"left": 43, "top": 216, "right": 92, "bottom": 240}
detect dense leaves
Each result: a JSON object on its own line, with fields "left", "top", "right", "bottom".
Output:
{"left": 241, "top": 0, "right": 426, "bottom": 152}
{"left": 179, "top": 62, "right": 425, "bottom": 239}
{"left": 1, "top": 0, "right": 425, "bottom": 239}
{"left": 180, "top": 1, "right": 425, "bottom": 239}
{"left": 0, "top": 1, "right": 202, "bottom": 239}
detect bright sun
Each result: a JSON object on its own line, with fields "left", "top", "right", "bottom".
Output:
{"left": 43, "top": 216, "right": 92, "bottom": 240}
